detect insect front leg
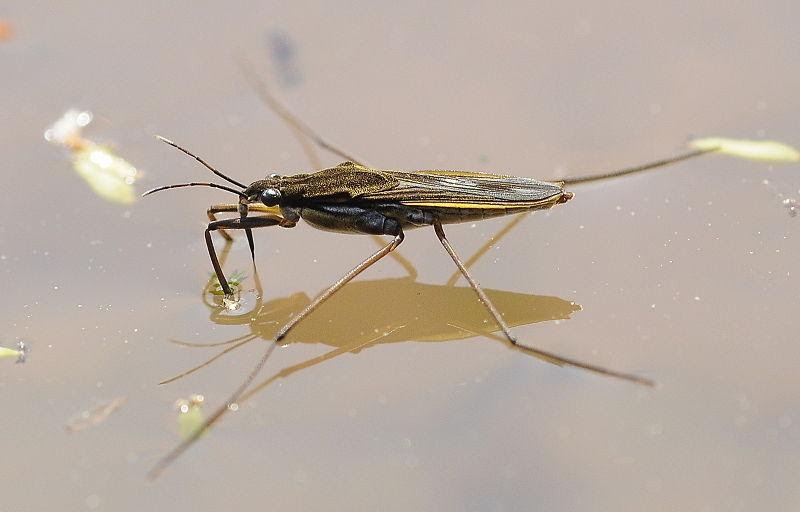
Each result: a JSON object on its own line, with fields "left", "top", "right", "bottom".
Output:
{"left": 205, "top": 216, "right": 287, "bottom": 296}
{"left": 432, "top": 221, "right": 654, "bottom": 386}
{"left": 207, "top": 204, "right": 239, "bottom": 241}
{"left": 208, "top": 203, "right": 288, "bottom": 241}
{"left": 207, "top": 204, "right": 258, "bottom": 262}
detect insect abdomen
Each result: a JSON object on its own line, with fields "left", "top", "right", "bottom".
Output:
{"left": 299, "top": 205, "right": 402, "bottom": 235}
{"left": 427, "top": 205, "right": 540, "bottom": 225}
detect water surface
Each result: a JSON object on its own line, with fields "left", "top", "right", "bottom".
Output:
{"left": 2, "top": 2, "right": 799, "bottom": 510}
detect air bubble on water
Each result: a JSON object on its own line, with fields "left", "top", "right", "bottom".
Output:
{"left": 15, "top": 341, "right": 29, "bottom": 363}
{"left": 223, "top": 296, "right": 242, "bottom": 311}
{"left": 782, "top": 198, "right": 798, "bottom": 217}
{"left": 76, "top": 111, "right": 93, "bottom": 126}
{"left": 44, "top": 109, "right": 93, "bottom": 145}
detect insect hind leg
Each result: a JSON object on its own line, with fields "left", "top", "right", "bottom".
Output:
{"left": 432, "top": 221, "right": 654, "bottom": 386}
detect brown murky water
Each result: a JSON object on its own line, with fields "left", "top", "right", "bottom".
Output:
{"left": 2, "top": 2, "right": 799, "bottom": 510}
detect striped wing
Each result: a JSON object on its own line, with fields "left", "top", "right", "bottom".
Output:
{"left": 359, "top": 169, "right": 565, "bottom": 208}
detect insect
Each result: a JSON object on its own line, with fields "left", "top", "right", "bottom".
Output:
{"left": 143, "top": 75, "right": 717, "bottom": 477}
{"left": 145, "top": 137, "right": 710, "bottom": 350}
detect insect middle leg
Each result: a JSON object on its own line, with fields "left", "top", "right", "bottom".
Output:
{"left": 275, "top": 230, "right": 405, "bottom": 341}
{"left": 432, "top": 221, "right": 654, "bottom": 386}
{"left": 149, "top": 228, "right": 405, "bottom": 479}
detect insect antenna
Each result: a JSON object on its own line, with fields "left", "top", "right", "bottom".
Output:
{"left": 142, "top": 182, "right": 247, "bottom": 198}
{"left": 156, "top": 135, "right": 249, "bottom": 189}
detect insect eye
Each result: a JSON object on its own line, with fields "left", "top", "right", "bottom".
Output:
{"left": 260, "top": 188, "right": 282, "bottom": 206}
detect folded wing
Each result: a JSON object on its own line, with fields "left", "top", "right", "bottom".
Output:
{"left": 362, "top": 169, "right": 565, "bottom": 208}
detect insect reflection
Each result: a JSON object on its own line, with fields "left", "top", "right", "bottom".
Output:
{"left": 161, "top": 240, "right": 583, "bottom": 397}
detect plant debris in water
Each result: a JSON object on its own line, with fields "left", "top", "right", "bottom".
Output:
{"left": 209, "top": 270, "right": 247, "bottom": 296}
{"left": 782, "top": 197, "right": 798, "bottom": 217}
{"left": 0, "top": 20, "right": 13, "bottom": 42}
{"left": 65, "top": 396, "right": 128, "bottom": 432}
{"left": 44, "top": 109, "right": 139, "bottom": 204}
{"left": 690, "top": 137, "right": 800, "bottom": 162}
{"left": 0, "top": 341, "right": 29, "bottom": 363}
{"left": 175, "top": 394, "right": 205, "bottom": 440}
{"left": 690, "top": 137, "right": 800, "bottom": 216}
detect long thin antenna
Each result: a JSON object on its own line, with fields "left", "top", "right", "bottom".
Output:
{"left": 142, "top": 182, "right": 246, "bottom": 198}
{"left": 156, "top": 135, "right": 249, "bottom": 189}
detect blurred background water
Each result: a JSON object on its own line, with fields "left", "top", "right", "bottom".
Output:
{"left": 1, "top": 2, "right": 799, "bottom": 510}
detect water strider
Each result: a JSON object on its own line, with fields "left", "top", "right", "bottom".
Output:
{"left": 143, "top": 74, "right": 725, "bottom": 477}
{"left": 144, "top": 139, "right": 711, "bottom": 374}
